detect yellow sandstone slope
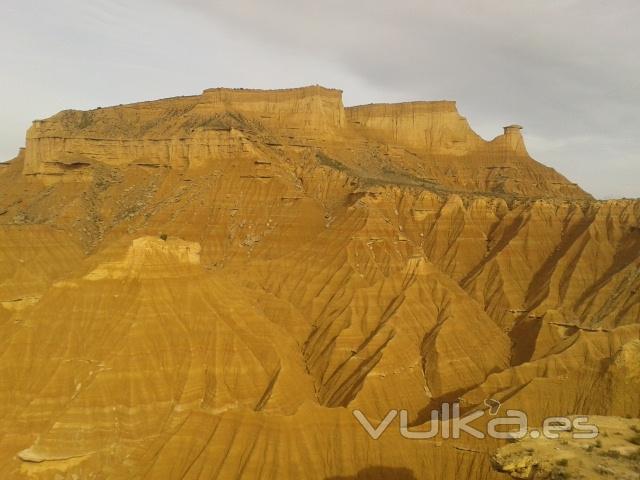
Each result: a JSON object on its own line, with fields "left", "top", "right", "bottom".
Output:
{"left": 0, "top": 86, "right": 637, "bottom": 479}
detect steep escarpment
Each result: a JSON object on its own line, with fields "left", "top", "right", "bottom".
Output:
{"left": 23, "top": 86, "right": 345, "bottom": 176}
{"left": 346, "top": 102, "right": 580, "bottom": 198}
{"left": 22, "top": 85, "right": 588, "bottom": 200}
{"left": 0, "top": 86, "right": 636, "bottom": 479}
{"left": 345, "top": 100, "right": 484, "bottom": 154}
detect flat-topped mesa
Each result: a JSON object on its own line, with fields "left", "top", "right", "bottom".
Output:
{"left": 16, "top": 85, "right": 589, "bottom": 199}
{"left": 200, "top": 85, "right": 346, "bottom": 130}
{"left": 345, "top": 101, "right": 484, "bottom": 155}
{"left": 22, "top": 85, "right": 347, "bottom": 176}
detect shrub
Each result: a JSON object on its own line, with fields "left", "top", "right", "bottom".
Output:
{"left": 599, "top": 449, "right": 621, "bottom": 459}
{"left": 550, "top": 467, "right": 570, "bottom": 479}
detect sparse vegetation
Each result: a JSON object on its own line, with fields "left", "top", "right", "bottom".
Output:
{"left": 77, "top": 111, "right": 94, "bottom": 130}
{"left": 599, "top": 449, "right": 621, "bottom": 459}
{"left": 556, "top": 458, "right": 569, "bottom": 466}
{"left": 316, "top": 152, "right": 348, "bottom": 172}
{"left": 160, "top": 233, "right": 168, "bottom": 241}
{"left": 550, "top": 466, "right": 570, "bottom": 479}
{"left": 595, "top": 464, "right": 615, "bottom": 476}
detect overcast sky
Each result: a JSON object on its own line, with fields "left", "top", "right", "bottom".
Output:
{"left": 1, "top": 0, "right": 638, "bottom": 198}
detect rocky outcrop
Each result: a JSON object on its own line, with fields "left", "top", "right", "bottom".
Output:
{"left": 492, "top": 415, "right": 640, "bottom": 479}
{"left": 202, "top": 85, "right": 346, "bottom": 129}
{"left": 500, "top": 125, "right": 527, "bottom": 155}
{"left": 84, "top": 236, "right": 201, "bottom": 280}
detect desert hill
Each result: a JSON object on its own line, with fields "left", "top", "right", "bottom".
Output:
{"left": 0, "top": 86, "right": 637, "bottom": 479}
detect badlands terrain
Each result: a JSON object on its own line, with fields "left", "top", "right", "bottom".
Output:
{"left": 0, "top": 85, "right": 638, "bottom": 479}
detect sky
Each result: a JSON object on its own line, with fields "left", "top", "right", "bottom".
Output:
{"left": 1, "top": 0, "right": 638, "bottom": 198}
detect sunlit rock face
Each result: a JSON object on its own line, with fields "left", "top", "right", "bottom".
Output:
{"left": 22, "top": 85, "right": 587, "bottom": 199}
{"left": 0, "top": 86, "right": 637, "bottom": 479}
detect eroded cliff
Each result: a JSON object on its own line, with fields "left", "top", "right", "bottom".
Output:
{"left": 22, "top": 86, "right": 588, "bottom": 200}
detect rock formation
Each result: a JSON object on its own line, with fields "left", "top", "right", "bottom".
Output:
{"left": 0, "top": 86, "right": 637, "bottom": 479}
{"left": 492, "top": 415, "right": 640, "bottom": 479}
{"left": 22, "top": 86, "right": 587, "bottom": 199}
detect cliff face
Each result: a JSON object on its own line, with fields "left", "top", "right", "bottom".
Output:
{"left": 22, "top": 86, "right": 588, "bottom": 199}
{"left": 345, "top": 100, "right": 483, "bottom": 154}
{"left": 23, "top": 86, "right": 345, "bottom": 176}
{"left": 0, "top": 86, "right": 637, "bottom": 479}
{"left": 201, "top": 85, "right": 346, "bottom": 129}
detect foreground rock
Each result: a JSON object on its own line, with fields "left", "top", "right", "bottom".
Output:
{"left": 492, "top": 416, "right": 640, "bottom": 479}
